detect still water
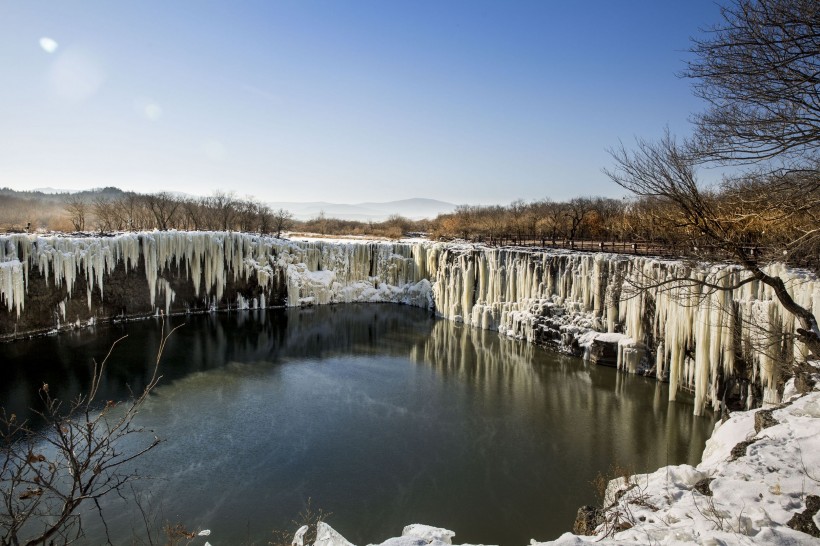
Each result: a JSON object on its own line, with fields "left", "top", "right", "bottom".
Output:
{"left": 1, "top": 304, "right": 713, "bottom": 545}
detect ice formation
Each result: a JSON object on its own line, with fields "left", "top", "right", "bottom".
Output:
{"left": 308, "top": 523, "right": 458, "bottom": 546}
{"left": 430, "top": 245, "right": 820, "bottom": 415}
{"left": 2, "top": 232, "right": 819, "bottom": 415}
{"left": 0, "top": 232, "right": 432, "bottom": 317}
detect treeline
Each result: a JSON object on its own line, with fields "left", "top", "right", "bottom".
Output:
{"left": 0, "top": 187, "right": 126, "bottom": 233}
{"left": 0, "top": 187, "right": 431, "bottom": 239}
{"left": 431, "top": 197, "right": 628, "bottom": 245}
{"left": 297, "top": 212, "right": 428, "bottom": 240}
{"left": 431, "top": 177, "right": 820, "bottom": 269}
{"left": 0, "top": 187, "right": 294, "bottom": 235}
{"left": 2, "top": 180, "right": 817, "bottom": 268}
{"left": 61, "top": 189, "right": 296, "bottom": 236}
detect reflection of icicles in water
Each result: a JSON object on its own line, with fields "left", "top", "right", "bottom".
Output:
{"left": 410, "top": 319, "right": 555, "bottom": 400}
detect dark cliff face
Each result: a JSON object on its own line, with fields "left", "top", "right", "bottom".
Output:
{"left": 0, "top": 256, "right": 288, "bottom": 341}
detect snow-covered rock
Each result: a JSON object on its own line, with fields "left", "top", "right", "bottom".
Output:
{"left": 531, "top": 388, "right": 820, "bottom": 545}
{"left": 401, "top": 524, "right": 455, "bottom": 545}
{"left": 314, "top": 522, "right": 356, "bottom": 546}
{"left": 291, "top": 523, "right": 486, "bottom": 546}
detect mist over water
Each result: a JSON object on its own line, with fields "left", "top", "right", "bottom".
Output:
{"left": 1, "top": 305, "right": 713, "bottom": 545}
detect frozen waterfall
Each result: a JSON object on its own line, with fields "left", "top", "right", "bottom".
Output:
{"left": 2, "top": 232, "right": 818, "bottom": 415}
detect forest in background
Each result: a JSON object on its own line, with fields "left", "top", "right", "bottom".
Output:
{"left": 1, "top": 173, "right": 816, "bottom": 270}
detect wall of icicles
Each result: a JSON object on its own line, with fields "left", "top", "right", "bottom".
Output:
{"left": 2, "top": 231, "right": 818, "bottom": 415}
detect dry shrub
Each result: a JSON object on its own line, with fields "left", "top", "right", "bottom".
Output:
{"left": 268, "top": 499, "right": 332, "bottom": 546}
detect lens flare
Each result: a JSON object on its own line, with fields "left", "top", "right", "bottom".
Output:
{"left": 39, "top": 37, "right": 58, "bottom": 53}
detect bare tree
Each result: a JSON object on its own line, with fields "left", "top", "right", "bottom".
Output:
{"left": 565, "top": 197, "right": 595, "bottom": 242}
{"left": 605, "top": 0, "right": 820, "bottom": 389}
{"left": 521, "top": 201, "right": 541, "bottom": 243}
{"left": 206, "top": 191, "right": 237, "bottom": 231}
{"left": 92, "top": 196, "right": 118, "bottom": 233}
{"left": 483, "top": 205, "right": 508, "bottom": 245}
{"left": 64, "top": 196, "right": 88, "bottom": 232}
{"left": 272, "top": 208, "right": 294, "bottom": 238}
{"left": 180, "top": 197, "right": 205, "bottom": 231}
{"left": 508, "top": 199, "right": 528, "bottom": 244}
{"left": 257, "top": 205, "right": 273, "bottom": 235}
{"left": 605, "top": 131, "right": 820, "bottom": 360}
{"left": 112, "top": 194, "right": 145, "bottom": 231}
{"left": 546, "top": 201, "right": 569, "bottom": 243}
{"left": 685, "top": 0, "right": 820, "bottom": 165}
{"left": 144, "top": 192, "right": 181, "bottom": 231}
{"left": 1, "top": 327, "right": 177, "bottom": 545}
{"left": 589, "top": 197, "right": 625, "bottom": 242}
{"left": 452, "top": 205, "right": 478, "bottom": 240}
{"left": 236, "top": 197, "right": 260, "bottom": 233}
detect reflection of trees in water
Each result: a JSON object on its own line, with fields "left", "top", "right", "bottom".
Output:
{"left": 274, "top": 304, "right": 434, "bottom": 360}
{"left": 176, "top": 303, "right": 436, "bottom": 366}
{"left": 175, "top": 304, "right": 437, "bottom": 366}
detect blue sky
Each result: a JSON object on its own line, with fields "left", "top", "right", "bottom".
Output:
{"left": 0, "top": 1, "right": 722, "bottom": 205}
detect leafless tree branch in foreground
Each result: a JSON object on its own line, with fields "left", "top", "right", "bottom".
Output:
{"left": 1, "top": 323, "right": 180, "bottom": 546}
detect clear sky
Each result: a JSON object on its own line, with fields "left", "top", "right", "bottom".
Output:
{"left": 0, "top": 1, "right": 722, "bottom": 205}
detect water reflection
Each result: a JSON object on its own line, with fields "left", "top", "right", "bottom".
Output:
{"left": 1, "top": 305, "right": 434, "bottom": 423}
{"left": 1, "top": 305, "right": 713, "bottom": 546}
{"left": 413, "top": 320, "right": 708, "bottom": 467}
{"left": 405, "top": 320, "right": 711, "bottom": 542}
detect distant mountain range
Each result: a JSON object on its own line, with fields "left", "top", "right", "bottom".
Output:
{"left": 13, "top": 188, "right": 457, "bottom": 222}
{"left": 268, "top": 198, "right": 457, "bottom": 221}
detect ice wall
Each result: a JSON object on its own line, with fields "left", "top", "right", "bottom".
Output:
{"left": 0, "top": 232, "right": 431, "bottom": 326}
{"left": 427, "top": 244, "right": 820, "bottom": 415}
{"left": 2, "top": 233, "right": 817, "bottom": 415}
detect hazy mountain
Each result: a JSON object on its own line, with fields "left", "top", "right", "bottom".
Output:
{"left": 1, "top": 187, "right": 457, "bottom": 224}
{"left": 269, "top": 198, "right": 457, "bottom": 221}
{"left": 32, "top": 187, "right": 78, "bottom": 194}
